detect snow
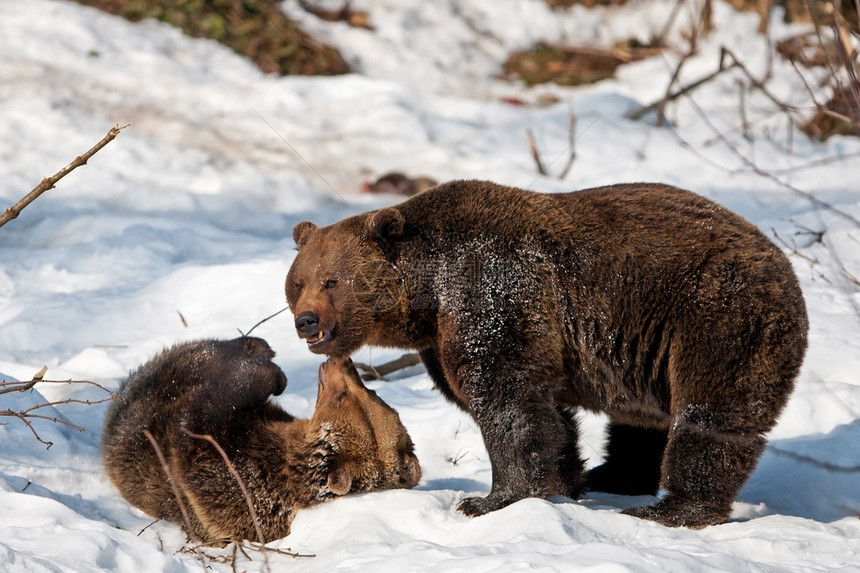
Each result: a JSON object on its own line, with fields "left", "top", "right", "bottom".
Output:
{"left": 1, "top": 0, "right": 859, "bottom": 571}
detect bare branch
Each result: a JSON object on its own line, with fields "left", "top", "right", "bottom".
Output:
{"left": 772, "top": 228, "right": 820, "bottom": 266}
{"left": 239, "top": 306, "right": 289, "bottom": 338}
{"left": 0, "top": 410, "right": 55, "bottom": 448}
{"left": 355, "top": 353, "right": 422, "bottom": 381}
{"left": 842, "top": 266, "right": 860, "bottom": 287}
{"left": 768, "top": 444, "right": 860, "bottom": 472}
{"left": 143, "top": 430, "right": 201, "bottom": 545}
{"left": 525, "top": 112, "right": 578, "bottom": 181}
{"left": 526, "top": 130, "right": 547, "bottom": 176}
{"left": 179, "top": 427, "right": 267, "bottom": 548}
{"left": 627, "top": 49, "right": 737, "bottom": 121}
{"left": 557, "top": 111, "right": 578, "bottom": 179}
{"left": 0, "top": 123, "right": 131, "bottom": 229}
{"left": 241, "top": 541, "right": 314, "bottom": 559}
{"left": 0, "top": 379, "right": 38, "bottom": 396}
{"left": 1, "top": 371, "right": 123, "bottom": 449}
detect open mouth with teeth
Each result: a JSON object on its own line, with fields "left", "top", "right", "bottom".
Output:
{"left": 305, "top": 329, "right": 332, "bottom": 347}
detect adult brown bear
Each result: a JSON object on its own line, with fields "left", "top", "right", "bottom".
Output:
{"left": 285, "top": 180, "right": 808, "bottom": 528}
{"left": 102, "top": 337, "right": 420, "bottom": 544}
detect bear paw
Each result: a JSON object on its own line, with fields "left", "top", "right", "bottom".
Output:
{"left": 457, "top": 493, "right": 517, "bottom": 517}
{"left": 622, "top": 496, "right": 730, "bottom": 528}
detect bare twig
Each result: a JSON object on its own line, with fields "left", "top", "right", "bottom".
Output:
{"left": 557, "top": 111, "right": 578, "bottom": 179}
{"left": 137, "top": 519, "right": 160, "bottom": 537}
{"left": 772, "top": 228, "right": 820, "bottom": 265}
{"left": 0, "top": 410, "right": 56, "bottom": 448}
{"left": 765, "top": 151, "right": 860, "bottom": 175}
{"left": 179, "top": 427, "right": 267, "bottom": 548}
{"left": 627, "top": 49, "right": 737, "bottom": 121}
{"left": 241, "top": 542, "right": 314, "bottom": 559}
{"left": 656, "top": 50, "right": 695, "bottom": 127}
{"left": 0, "top": 123, "right": 131, "bottom": 229}
{"left": 1, "top": 370, "right": 122, "bottom": 449}
{"left": 661, "top": 51, "right": 860, "bottom": 228}
{"left": 525, "top": 111, "right": 578, "bottom": 180}
{"left": 526, "top": 130, "right": 547, "bottom": 176}
{"left": 0, "top": 379, "right": 38, "bottom": 397}
{"left": 354, "top": 353, "right": 422, "bottom": 381}
{"left": 737, "top": 79, "right": 753, "bottom": 142}
{"left": 768, "top": 444, "right": 860, "bottom": 472}
{"left": 842, "top": 266, "right": 860, "bottom": 286}
{"left": 142, "top": 430, "right": 201, "bottom": 545}
{"left": 655, "top": 0, "right": 684, "bottom": 46}
{"left": 239, "top": 306, "right": 289, "bottom": 338}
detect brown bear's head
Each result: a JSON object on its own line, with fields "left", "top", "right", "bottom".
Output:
{"left": 310, "top": 357, "right": 421, "bottom": 495}
{"left": 285, "top": 208, "right": 405, "bottom": 358}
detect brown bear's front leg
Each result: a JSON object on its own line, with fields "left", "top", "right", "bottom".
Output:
{"left": 622, "top": 403, "right": 765, "bottom": 527}
{"left": 441, "top": 344, "right": 584, "bottom": 516}
{"left": 456, "top": 387, "right": 584, "bottom": 516}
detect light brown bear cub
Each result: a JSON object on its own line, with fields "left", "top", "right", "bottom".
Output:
{"left": 102, "top": 336, "right": 420, "bottom": 545}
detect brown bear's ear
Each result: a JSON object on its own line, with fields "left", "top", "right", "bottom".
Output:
{"left": 365, "top": 207, "right": 404, "bottom": 246}
{"left": 327, "top": 462, "right": 353, "bottom": 496}
{"left": 292, "top": 221, "right": 319, "bottom": 249}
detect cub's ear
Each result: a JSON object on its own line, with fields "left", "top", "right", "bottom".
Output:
{"left": 326, "top": 461, "right": 353, "bottom": 496}
{"left": 364, "top": 207, "right": 404, "bottom": 246}
{"left": 292, "top": 221, "right": 319, "bottom": 249}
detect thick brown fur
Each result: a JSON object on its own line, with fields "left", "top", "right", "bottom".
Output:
{"left": 102, "top": 337, "right": 420, "bottom": 544}
{"left": 285, "top": 180, "right": 808, "bottom": 528}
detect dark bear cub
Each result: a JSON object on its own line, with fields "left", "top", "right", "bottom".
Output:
{"left": 102, "top": 337, "right": 420, "bottom": 544}
{"left": 285, "top": 180, "right": 808, "bottom": 528}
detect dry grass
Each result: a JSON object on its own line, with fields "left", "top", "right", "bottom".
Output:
{"left": 503, "top": 40, "right": 663, "bottom": 87}
{"left": 72, "top": 0, "right": 350, "bottom": 76}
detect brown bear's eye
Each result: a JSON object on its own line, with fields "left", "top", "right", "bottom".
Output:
{"left": 324, "top": 279, "right": 338, "bottom": 289}
{"left": 293, "top": 281, "right": 303, "bottom": 293}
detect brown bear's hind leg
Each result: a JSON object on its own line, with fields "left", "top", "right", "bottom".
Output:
{"left": 622, "top": 403, "right": 765, "bottom": 528}
{"left": 585, "top": 423, "right": 668, "bottom": 496}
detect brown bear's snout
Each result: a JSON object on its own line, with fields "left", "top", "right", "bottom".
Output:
{"left": 295, "top": 311, "right": 320, "bottom": 335}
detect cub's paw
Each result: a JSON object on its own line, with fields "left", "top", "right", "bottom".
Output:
{"left": 456, "top": 493, "right": 517, "bottom": 517}
{"left": 622, "top": 497, "right": 729, "bottom": 529}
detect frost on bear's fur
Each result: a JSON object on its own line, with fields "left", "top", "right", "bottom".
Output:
{"left": 285, "top": 180, "right": 808, "bottom": 528}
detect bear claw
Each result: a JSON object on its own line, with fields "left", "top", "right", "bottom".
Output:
{"left": 457, "top": 493, "right": 518, "bottom": 517}
{"left": 621, "top": 498, "right": 729, "bottom": 528}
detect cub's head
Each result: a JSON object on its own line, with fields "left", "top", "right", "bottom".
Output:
{"left": 285, "top": 208, "right": 405, "bottom": 358}
{"left": 310, "top": 357, "right": 421, "bottom": 496}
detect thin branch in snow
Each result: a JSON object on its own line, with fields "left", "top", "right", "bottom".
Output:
{"left": 526, "top": 129, "right": 547, "bottom": 176}
{"left": 772, "top": 228, "right": 821, "bottom": 266}
{"left": 841, "top": 266, "right": 860, "bottom": 287}
{"left": 178, "top": 427, "right": 268, "bottom": 548}
{"left": 239, "top": 306, "right": 289, "bottom": 338}
{"left": 0, "top": 410, "right": 56, "bottom": 449}
{"left": 143, "top": 430, "right": 201, "bottom": 546}
{"left": 1, "top": 369, "right": 123, "bottom": 449}
{"left": 137, "top": 519, "right": 160, "bottom": 538}
{"left": 0, "top": 123, "right": 130, "bottom": 230}
{"left": 525, "top": 111, "right": 577, "bottom": 180}
{"left": 768, "top": 444, "right": 860, "bottom": 473}
{"left": 355, "top": 352, "right": 421, "bottom": 381}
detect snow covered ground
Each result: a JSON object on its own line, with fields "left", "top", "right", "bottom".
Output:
{"left": 1, "top": 0, "right": 858, "bottom": 570}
